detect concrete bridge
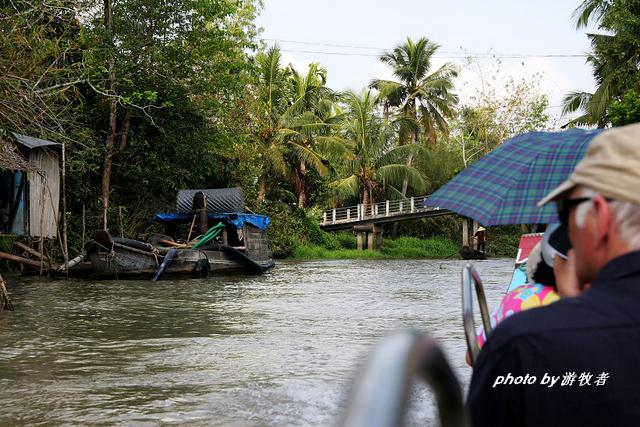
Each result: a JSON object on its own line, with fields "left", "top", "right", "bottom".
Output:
{"left": 320, "top": 195, "right": 469, "bottom": 250}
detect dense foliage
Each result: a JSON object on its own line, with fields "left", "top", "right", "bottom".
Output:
{"left": 563, "top": 0, "right": 640, "bottom": 126}
{"left": 1, "top": 2, "right": 568, "bottom": 258}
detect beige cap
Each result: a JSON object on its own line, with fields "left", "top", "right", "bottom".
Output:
{"left": 538, "top": 123, "right": 640, "bottom": 206}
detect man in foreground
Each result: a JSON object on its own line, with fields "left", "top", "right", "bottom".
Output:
{"left": 467, "top": 123, "right": 640, "bottom": 427}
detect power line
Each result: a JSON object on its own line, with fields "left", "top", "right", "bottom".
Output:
{"left": 265, "top": 38, "right": 589, "bottom": 59}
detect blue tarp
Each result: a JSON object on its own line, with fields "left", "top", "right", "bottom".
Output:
{"left": 153, "top": 212, "right": 270, "bottom": 231}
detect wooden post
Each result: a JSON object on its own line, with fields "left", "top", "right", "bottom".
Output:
{"left": 332, "top": 208, "right": 336, "bottom": 223}
{"left": 198, "top": 208, "right": 208, "bottom": 233}
{"left": 61, "top": 142, "right": 69, "bottom": 273}
{"left": 462, "top": 218, "right": 469, "bottom": 247}
{"left": 386, "top": 200, "right": 390, "bottom": 216}
{"left": 39, "top": 187, "right": 45, "bottom": 277}
{"left": 472, "top": 220, "right": 479, "bottom": 251}
{"left": 82, "top": 204, "right": 86, "bottom": 249}
{"left": 357, "top": 232, "right": 364, "bottom": 250}
{"left": 222, "top": 229, "right": 228, "bottom": 245}
{"left": 118, "top": 206, "right": 124, "bottom": 238}
{"left": 0, "top": 273, "right": 14, "bottom": 311}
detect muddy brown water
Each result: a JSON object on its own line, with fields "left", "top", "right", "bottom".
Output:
{"left": 0, "top": 258, "right": 513, "bottom": 426}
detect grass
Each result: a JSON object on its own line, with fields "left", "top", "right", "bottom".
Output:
{"left": 291, "top": 236, "right": 459, "bottom": 260}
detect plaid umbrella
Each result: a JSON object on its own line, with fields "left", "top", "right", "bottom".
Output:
{"left": 426, "top": 128, "right": 605, "bottom": 225}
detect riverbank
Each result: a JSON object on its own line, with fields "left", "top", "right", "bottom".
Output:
{"left": 290, "top": 236, "right": 459, "bottom": 260}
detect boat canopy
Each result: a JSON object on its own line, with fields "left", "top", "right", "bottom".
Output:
{"left": 153, "top": 212, "right": 270, "bottom": 231}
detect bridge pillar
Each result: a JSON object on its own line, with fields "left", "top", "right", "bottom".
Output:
{"left": 354, "top": 224, "right": 382, "bottom": 251}
{"left": 462, "top": 218, "right": 469, "bottom": 247}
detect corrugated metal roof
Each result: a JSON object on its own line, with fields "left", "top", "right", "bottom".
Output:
{"left": 12, "top": 132, "right": 60, "bottom": 149}
{"left": 176, "top": 188, "right": 245, "bottom": 213}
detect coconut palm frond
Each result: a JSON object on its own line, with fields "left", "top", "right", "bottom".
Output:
{"left": 288, "top": 143, "right": 328, "bottom": 176}
{"left": 329, "top": 174, "right": 360, "bottom": 199}
{"left": 377, "top": 164, "right": 426, "bottom": 193}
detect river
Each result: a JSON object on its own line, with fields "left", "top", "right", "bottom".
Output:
{"left": 0, "top": 258, "right": 513, "bottom": 426}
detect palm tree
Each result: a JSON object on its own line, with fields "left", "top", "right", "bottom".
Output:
{"left": 279, "top": 62, "right": 344, "bottom": 208}
{"left": 330, "top": 90, "right": 427, "bottom": 211}
{"left": 371, "top": 37, "right": 458, "bottom": 194}
{"left": 562, "top": 47, "right": 618, "bottom": 127}
{"left": 572, "top": 0, "right": 610, "bottom": 29}
{"left": 254, "top": 45, "right": 291, "bottom": 203}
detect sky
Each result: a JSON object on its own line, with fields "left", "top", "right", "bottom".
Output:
{"left": 255, "top": 0, "right": 599, "bottom": 127}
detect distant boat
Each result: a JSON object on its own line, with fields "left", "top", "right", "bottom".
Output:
{"left": 459, "top": 245, "right": 487, "bottom": 260}
{"left": 85, "top": 188, "right": 275, "bottom": 279}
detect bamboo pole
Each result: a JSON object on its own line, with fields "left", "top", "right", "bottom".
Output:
{"left": 186, "top": 214, "right": 197, "bottom": 242}
{"left": 0, "top": 251, "right": 50, "bottom": 268}
{"left": 13, "top": 241, "right": 50, "bottom": 262}
{"left": 82, "top": 204, "right": 86, "bottom": 248}
{"left": 0, "top": 273, "right": 14, "bottom": 311}
{"left": 118, "top": 206, "right": 124, "bottom": 238}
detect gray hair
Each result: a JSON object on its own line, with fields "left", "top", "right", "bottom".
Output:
{"left": 574, "top": 187, "right": 640, "bottom": 248}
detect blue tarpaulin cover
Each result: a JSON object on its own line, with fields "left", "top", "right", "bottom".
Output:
{"left": 153, "top": 212, "right": 270, "bottom": 231}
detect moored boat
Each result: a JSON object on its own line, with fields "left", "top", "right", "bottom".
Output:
{"left": 85, "top": 188, "right": 275, "bottom": 279}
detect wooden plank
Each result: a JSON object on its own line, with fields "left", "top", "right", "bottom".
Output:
{"left": 29, "top": 149, "right": 60, "bottom": 238}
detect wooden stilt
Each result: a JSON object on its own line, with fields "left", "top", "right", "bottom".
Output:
{"left": 82, "top": 204, "right": 86, "bottom": 248}
{"left": 118, "top": 206, "right": 124, "bottom": 238}
{"left": 0, "top": 273, "right": 14, "bottom": 311}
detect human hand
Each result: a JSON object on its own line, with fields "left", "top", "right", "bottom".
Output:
{"left": 554, "top": 249, "right": 583, "bottom": 297}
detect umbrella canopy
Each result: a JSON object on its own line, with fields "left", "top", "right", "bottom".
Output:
{"left": 426, "top": 128, "right": 604, "bottom": 225}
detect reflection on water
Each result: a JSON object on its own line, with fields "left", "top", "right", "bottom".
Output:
{"left": 0, "top": 258, "right": 512, "bottom": 425}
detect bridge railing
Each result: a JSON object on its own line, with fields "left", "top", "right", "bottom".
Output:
{"left": 321, "top": 195, "right": 441, "bottom": 226}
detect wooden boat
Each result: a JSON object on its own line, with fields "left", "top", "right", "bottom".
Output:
{"left": 86, "top": 221, "right": 274, "bottom": 278}
{"left": 460, "top": 245, "right": 488, "bottom": 260}
{"left": 86, "top": 188, "right": 275, "bottom": 279}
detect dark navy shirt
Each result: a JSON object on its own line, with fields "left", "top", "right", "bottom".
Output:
{"left": 467, "top": 250, "right": 640, "bottom": 427}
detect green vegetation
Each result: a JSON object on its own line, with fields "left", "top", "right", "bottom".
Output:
{"left": 563, "top": 0, "right": 640, "bottom": 126}
{"left": 4, "top": 1, "right": 637, "bottom": 261}
{"left": 292, "top": 236, "right": 459, "bottom": 260}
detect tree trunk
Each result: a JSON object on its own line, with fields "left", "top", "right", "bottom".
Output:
{"left": 401, "top": 100, "right": 418, "bottom": 196}
{"left": 118, "top": 110, "right": 132, "bottom": 152}
{"left": 362, "top": 187, "right": 369, "bottom": 217}
{"left": 295, "top": 160, "right": 306, "bottom": 208}
{"left": 101, "top": 0, "right": 117, "bottom": 231}
{"left": 257, "top": 175, "right": 267, "bottom": 204}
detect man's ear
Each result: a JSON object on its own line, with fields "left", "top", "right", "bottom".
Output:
{"left": 592, "top": 195, "right": 612, "bottom": 247}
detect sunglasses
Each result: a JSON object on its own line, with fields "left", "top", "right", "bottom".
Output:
{"left": 556, "top": 196, "right": 613, "bottom": 224}
{"left": 556, "top": 197, "right": 591, "bottom": 224}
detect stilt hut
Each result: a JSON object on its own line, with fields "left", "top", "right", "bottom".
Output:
{"left": 0, "top": 133, "right": 61, "bottom": 239}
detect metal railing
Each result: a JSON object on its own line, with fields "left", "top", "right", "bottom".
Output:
{"left": 341, "top": 330, "right": 468, "bottom": 427}
{"left": 321, "top": 195, "right": 443, "bottom": 225}
{"left": 462, "top": 264, "right": 492, "bottom": 366}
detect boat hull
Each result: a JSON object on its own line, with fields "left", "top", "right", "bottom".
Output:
{"left": 87, "top": 243, "right": 274, "bottom": 278}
